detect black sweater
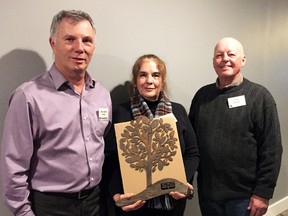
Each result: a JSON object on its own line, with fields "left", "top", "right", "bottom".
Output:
{"left": 189, "top": 78, "right": 282, "bottom": 201}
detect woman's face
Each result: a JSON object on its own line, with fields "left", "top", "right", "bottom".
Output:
{"left": 136, "top": 59, "right": 163, "bottom": 101}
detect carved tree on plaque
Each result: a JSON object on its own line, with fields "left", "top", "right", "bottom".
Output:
{"left": 119, "top": 116, "right": 178, "bottom": 187}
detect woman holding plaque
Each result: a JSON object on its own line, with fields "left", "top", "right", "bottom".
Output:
{"left": 102, "top": 54, "right": 199, "bottom": 216}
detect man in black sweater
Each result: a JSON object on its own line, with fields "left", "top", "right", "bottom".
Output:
{"left": 189, "top": 37, "right": 282, "bottom": 216}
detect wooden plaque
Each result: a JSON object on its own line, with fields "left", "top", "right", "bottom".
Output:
{"left": 114, "top": 114, "right": 188, "bottom": 206}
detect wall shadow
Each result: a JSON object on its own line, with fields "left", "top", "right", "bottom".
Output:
{"left": 110, "top": 80, "right": 131, "bottom": 106}
{"left": 0, "top": 49, "right": 47, "bottom": 135}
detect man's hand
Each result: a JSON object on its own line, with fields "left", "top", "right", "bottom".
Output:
{"left": 247, "top": 195, "right": 269, "bottom": 216}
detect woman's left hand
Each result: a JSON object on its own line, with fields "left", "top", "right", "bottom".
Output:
{"left": 169, "top": 182, "right": 194, "bottom": 200}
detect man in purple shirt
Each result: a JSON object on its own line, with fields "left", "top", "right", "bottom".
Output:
{"left": 1, "top": 10, "right": 112, "bottom": 216}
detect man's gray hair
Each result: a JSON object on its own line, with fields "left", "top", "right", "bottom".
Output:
{"left": 50, "top": 10, "right": 96, "bottom": 40}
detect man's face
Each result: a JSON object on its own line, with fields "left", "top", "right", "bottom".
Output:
{"left": 49, "top": 18, "right": 95, "bottom": 76}
{"left": 213, "top": 39, "right": 246, "bottom": 79}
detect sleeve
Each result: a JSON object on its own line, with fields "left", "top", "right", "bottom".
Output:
{"left": 103, "top": 105, "right": 126, "bottom": 198}
{"left": 103, "top": 125, "right": 124, "bottom": 197}
{"left": 253, "top": 94, "right": 283, "bottom": 199}
{"left": 188, "top": 91, "right": 200, "bottom": 130}
{"left": 0, "top": 89, "right": 35, "bottom": 216}
{"left": 174, "top": 103, "right": 200, "bottom": 183}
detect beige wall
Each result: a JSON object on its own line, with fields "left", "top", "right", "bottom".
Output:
{"left": 0, "top": 1, "right": 287, "bottom": 215}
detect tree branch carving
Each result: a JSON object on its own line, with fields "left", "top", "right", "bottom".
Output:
{"left": 119, "top": 116, "right": 178, "bottom": 187}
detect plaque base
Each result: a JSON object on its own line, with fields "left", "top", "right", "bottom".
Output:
{"left": 115, "top": 178, "right": 192, "bottom": 207}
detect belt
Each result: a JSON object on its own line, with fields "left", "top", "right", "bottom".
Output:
{"left": 37, "top": 186, "right": 97, "bottom": 200}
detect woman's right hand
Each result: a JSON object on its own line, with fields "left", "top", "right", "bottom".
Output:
{"left": 113, "top": 193, "right": 146, "bottom": 212}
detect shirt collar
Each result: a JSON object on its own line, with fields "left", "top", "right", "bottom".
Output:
{"left": 85, "top": 72, "right": 96, "bottom": 88}
{"left": 49, "top": 63, "right": 95, "bottom": 90}
{"left": 216, "top": 73, "right": 243, "bottom": 89}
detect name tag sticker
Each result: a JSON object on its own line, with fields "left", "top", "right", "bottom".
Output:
{"left": 98, "top": 108, "right": 109, "bottom": 121}
{"left": 228, "top": 95, "right": 246, "bottom": 108}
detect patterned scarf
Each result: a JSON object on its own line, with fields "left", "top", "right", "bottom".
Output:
{"left": 130, "top": 88, "right": 175, "bottom": 210}
{"left": 131, "top": 88, "right": 172, "bottom": 119}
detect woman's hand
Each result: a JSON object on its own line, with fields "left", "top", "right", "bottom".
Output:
{"left": 169, "top": 182, "right": 194, "bottom": 200}
{"left": 113, "top": 193, "right": 146, "bottom": 212}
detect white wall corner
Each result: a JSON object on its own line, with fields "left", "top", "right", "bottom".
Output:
{"left": 265, "top": 196, "right": 288, "bottom": 216}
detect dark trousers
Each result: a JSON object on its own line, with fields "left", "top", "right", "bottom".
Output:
{"left": 199, "top": 193, "right": 250, "bottom": 216}
{"left": 30, "top": 186, "right": 103, "bottom": 216}
{"left": 117, "top": 198, "right": 187, "bottom": 216}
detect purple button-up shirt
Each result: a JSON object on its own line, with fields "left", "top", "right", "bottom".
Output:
{"left": 1, "top": 64, "right": 112, "bottom": 216}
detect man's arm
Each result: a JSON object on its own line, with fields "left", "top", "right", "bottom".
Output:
{"left": 1, "top": 89, "right": 35, "bottom": 216}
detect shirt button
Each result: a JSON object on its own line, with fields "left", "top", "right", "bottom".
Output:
{"left": 91, "top": 177, "right": 94, "bottom": 181}
{"left": 83, "top": 116, "right": 87, "bottom": 120}
{"left": 89, "top": 158, "right": 93, "bottom": 161}
{"left": 86, "top": 137, "right": 90, "bottom": 141}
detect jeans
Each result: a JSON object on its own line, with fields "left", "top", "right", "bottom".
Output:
{"left": 199, "top": 195, "right": 250, "bottom": 216}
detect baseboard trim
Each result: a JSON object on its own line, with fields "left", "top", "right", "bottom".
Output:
{"left": 265, "top": 196, "right": 288, "bottom": 216}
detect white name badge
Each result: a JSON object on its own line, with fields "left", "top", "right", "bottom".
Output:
{"left": 227, "top": 95, "right": 246, "bottom": 108}
{"left": 98, "top": 108, "right": 109, "bottom": 121}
